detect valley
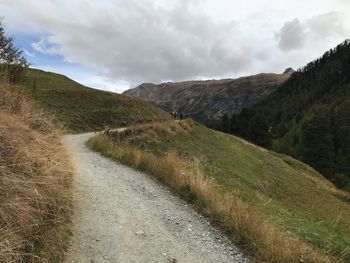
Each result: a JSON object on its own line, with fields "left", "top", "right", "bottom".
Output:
{"left": 0, "top": 8, "right": 349, "bottom": 263}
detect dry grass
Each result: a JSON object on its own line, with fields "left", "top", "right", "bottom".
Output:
{"left": 88, "top": 132, "right": 340, "bottom": 263}
{"left": 0, "top": 82, "right": 72, "bottom": 262}
{"left": 104, "top": 119, "right": 194, "bottom": 140}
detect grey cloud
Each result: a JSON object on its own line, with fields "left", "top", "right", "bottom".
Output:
{"left": 306, "top": 12, "right": 347, "bottom": 39}
{"left": 275, "top": 18, "right": 307, "bottom": 51}
{"left": 276, "top": 12, "right": 349, "bottom": 52}
{"left": 4, "top": 0, "right": 253, "bottom": 85}
{"left": 3, "top": 0, "right": 350, "bottom": 89}
{"left": 254, "top": 49, "right": 270, "bottom": 61}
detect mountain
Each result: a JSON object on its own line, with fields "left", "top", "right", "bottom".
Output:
{"left": 123, "top": 73, "right": 290, "bottom": 123}
{"left": 230, "top": 41, "right": 350, "bottom": 191}
{"left": 23, "top": 68, "right": 170, "bottom": 132}
{"left": 283, "top": 67, "right": 296, "bottom": 74}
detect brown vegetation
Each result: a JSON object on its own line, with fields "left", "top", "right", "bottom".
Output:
{"left": 88, "top": 123, "right": 340, "bottom": 263}
{"left": 105, "top": 119, "right": 194, "bottom": 140}
{"left": 0, "top": 82, "right": 72, "bottom": 262}
{"left": 124, "top": 73, "right": 289, "bottom": 122}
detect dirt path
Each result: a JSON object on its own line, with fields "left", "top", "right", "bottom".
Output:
{"left": 63, "top": 133, "right": 249, "bottom": 263}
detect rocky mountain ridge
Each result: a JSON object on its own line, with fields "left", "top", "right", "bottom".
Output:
{"left": 124, "top": 71, "right": 291, "bottom": 122}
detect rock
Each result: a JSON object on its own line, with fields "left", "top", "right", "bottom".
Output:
{"left": 168, "top": 257, "right": 177, "bottom": 263}
{"left": 283, "top": 67, "right": 296, "bottom": 74}
{"left": 135, "top": 230, "right": 146, "bottom": 236}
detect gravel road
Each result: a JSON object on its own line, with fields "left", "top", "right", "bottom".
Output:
{"left": 63, "top": 133, "right": 249, "bottom": 263}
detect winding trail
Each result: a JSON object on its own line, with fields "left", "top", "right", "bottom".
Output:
{"left": 63, "top": 133, "right": 248, "bottom": 263}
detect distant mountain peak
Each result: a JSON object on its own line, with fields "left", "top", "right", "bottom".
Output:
{"left": 283, "top": 68, "right": 296, "bottom": 74}
{"left": 343, "top": 39, "right": 350, "bottom": 45}
{"left": 124, "top": 73, "right": 289, "bottom": 121}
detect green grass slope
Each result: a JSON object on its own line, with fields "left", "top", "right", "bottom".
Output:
{"left": 124, "top": 121, "right": 350, "bottom": 259}
{"left": 22, "top": 68, "right": 170, "bottom": 132}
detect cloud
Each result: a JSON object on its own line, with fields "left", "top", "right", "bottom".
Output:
{"left": 66, "top": 0, "right": 251, "bottom": 84}
{"left": 1, "top": 0, "right": 350, "bottom": 91}
{"left": 31, "top": 38, "right": 59, "bottom": 55}
{"left": 23, "top": 49, "right": 35, "bottom": 57}
{"left": 1, "top": 0, "right": 256, "bottom": 86}
{"left": 80, "top": 76, "right": 129, "bottom": 94}
{"left": 306, "top": 12, "right": 347, "bottom": 39}
{"left": 276, "top": 12, "right": 349, "bottom": 52}
{"left": 275, "top": 19, "right": 306, "bottom": 51}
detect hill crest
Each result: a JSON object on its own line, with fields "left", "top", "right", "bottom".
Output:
{"left": 23, "top": 68, "right": 171, "bottom": 132}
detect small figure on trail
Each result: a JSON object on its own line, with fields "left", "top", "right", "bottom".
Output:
{"left": 179, "top": 112, "right": 184, "bottom": 121}
{"left": 170, "top": 110, "right": 177, "bottom": 120}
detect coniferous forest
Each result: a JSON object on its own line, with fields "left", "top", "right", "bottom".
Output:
{"left": 222, "top": 41, "right": 350, "bottom": 190}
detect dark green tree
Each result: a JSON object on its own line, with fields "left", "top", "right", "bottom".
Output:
{"left": 230, "top": 114, "right": 238, "bottom": 134}
{"left": 335, "top": 151, "right": 349, "bottom": 189}
{"left": 302, "top": 105, "right": 335, "bottom": 179}
{"left": 0, "top": 20, "right": 28, "bottom": 83}
{"left": 221, "top": 113, "right": 230, "bottom": 133}
{"left": 335, "top": 150, "right": 347, "bottom": 174}
{"left": 233, "top": 108, "right": 255, "bottom": 138}
{"left": 333, "top": 99, "right": 350, "bottom": 189}
{"left": 247, "top": 113, "right": 270, "bottom": 147}
{"left": 334, "top": 99, "right": 350, "bottom": 157}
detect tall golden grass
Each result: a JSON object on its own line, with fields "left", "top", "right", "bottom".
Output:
{"left": 0, "top": 82, "right": 72, "bottom": 262}
{"left": 88, "top": 129, "right": 340, "bottom": 263}
{"left": 104, "top": 119, "right": 194, "bottom": 141}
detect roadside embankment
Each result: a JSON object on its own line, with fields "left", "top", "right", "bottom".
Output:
{"left": 0, "top": 82, "right": 73, "bottom": 262}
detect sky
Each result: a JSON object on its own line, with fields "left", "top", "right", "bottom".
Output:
{"left": 1, "top": 0, "right": 349, "bottom": 93}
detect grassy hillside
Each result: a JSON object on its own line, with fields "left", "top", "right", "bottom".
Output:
{"left": 230, "top": 41, "right": 350, "bottom": 190}
{"left": 22, "top": 68, "right": 170, "bottom": 132}
{"left": 0, "top": 82, "right": 72, "bottom": 262}
{"left": 88, "top": 120, "right": 350, "bottom": 262}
